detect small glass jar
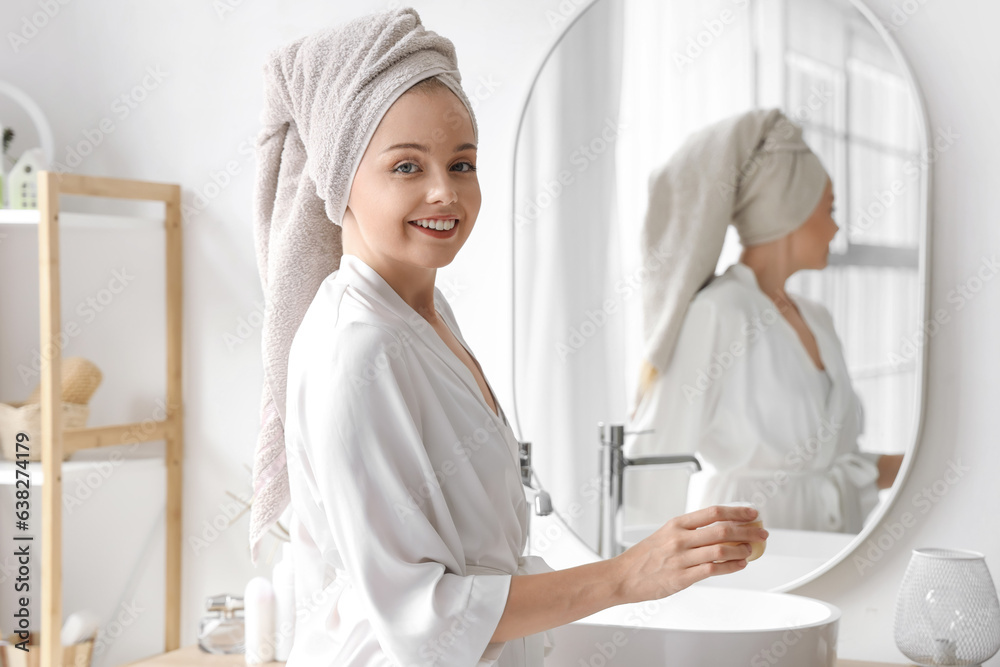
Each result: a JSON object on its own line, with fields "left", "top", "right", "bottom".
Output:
{"left": 198, "top": 594, "right": 245, "bottom": 654}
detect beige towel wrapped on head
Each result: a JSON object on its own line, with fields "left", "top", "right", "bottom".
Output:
{"left": 634, "top": 108, "right": 829, "bottom": 411}
{"left": 249, "top": 7, "right": 478, "bottom": 566}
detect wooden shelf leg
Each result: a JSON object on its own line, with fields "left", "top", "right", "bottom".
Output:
{"left": 39, "top": 171, "right": 64, "bottom": 667}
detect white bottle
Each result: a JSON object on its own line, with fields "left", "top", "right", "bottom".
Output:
{"left": 271, "top": 542, "right": 296, "bottom": 660}
{"left": 243, "top": 576, "right": 275, "bottom": 664}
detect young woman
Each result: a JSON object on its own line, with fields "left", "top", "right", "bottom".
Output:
{"left": 626, "top": 109, "right": 904, "bottom": 535}
{"left": 252, "top": 9, "right": 767, "bottom": 666}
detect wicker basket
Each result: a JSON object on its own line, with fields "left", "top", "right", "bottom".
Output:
{"left": 26, "top": 357, "right": 103, "bottom": 405}
{"left": 0, "top": 401, "right": 90, "bottom": 462}
{"left": 0, "top": 632, "right": 93, "bottom": 667}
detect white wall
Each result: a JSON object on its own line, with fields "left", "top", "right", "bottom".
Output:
{"left": 793, "top": 1, "right": 1000, "bottom": 664}
{"left": 0, "top": 0, "right": 996, "bottom": 664}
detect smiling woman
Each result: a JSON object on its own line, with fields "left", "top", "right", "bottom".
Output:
{"left": 252, "top": 7, "right": 773, "bottom": 667}
{"left": 339, "top": 76, "right": 481, "bottom": 312}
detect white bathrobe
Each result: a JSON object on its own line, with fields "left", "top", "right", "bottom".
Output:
{"left": 626, "top": 262, "right": 881, "bottom": 533}
{"left": 283, "top": 253, "right": 552, "bottom": 666}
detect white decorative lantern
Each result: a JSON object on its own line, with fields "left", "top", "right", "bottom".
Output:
{"left": 894, "top": 548, "right": 1000, "bottom": 666}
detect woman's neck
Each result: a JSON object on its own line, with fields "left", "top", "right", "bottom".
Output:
{"left": 345, "top": 249, "right": 439, "bottom": 322}
{"left": 738, "top": 245, "right": 794, "bottom": 306}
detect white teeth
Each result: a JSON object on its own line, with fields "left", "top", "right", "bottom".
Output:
{"left": 411, "top": 218, "right": 457, "bottom": 231}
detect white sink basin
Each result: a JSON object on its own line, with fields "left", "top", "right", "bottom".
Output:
{"left": 546, "top": 586, "right": 840, "bottom": 666}
{"left": 528, "top": 514, "right": 841, "bottom": 666}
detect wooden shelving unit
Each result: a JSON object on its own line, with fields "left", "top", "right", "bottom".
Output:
{"left": 1, "top": 171, "right": 183, "bottom": 667}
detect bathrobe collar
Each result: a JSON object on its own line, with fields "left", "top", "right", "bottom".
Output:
{"left": 334, "top": 253, "right": 510, "bottom": 430}
{"left": 724, "top": 262, "right": 844, "bottom": 410}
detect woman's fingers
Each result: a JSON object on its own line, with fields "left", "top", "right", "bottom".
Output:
{"left": 672, "top": 505, "right": 757, "bottom": 530}
{"left": 680, "top": 542, "right": 754, "bottom": 568}
{"left": 678, "top": 558, "right": 749, "bottom": 589}
{"left": 686, "top": 521, "right": 768, "bottom": 550}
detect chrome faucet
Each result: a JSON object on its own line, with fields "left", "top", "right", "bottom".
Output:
{"left": 518, "top": 440, "right": 553, "bottom": 516}
{"left": 597, "top": 422, "right": 702, "bottom": 559}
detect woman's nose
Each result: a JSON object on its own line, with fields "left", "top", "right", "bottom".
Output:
{"left": 427, "top": 168, "right": 458, "bottom": 204}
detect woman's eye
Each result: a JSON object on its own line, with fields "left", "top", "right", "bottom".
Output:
{"left": 394, "top": 162, "right": 418, "bottom": 174}
{"left": 393, "top": 161, "right": 476, "bottom": 174}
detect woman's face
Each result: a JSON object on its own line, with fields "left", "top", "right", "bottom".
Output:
{"left": 342, "top": 85, "right": 480, "bottom": 271}
{"left": 789, "top": 179, "right": 838, "bottom": 270}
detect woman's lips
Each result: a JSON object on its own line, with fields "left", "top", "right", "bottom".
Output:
{"left": 408, "top": 218, "right": 459, "bottom": 238}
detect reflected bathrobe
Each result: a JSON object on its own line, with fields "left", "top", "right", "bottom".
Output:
{"left": 283, "top": 253, "right": 552, "bottom": 666}
{"left": 626, "top": 262, "right": 881, "bottom": 533}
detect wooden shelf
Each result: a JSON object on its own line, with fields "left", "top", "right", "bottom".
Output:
{"left": 0, "top": 208, "right": 164, "bottom": 229}
{"left": 122, "top": 645, "right": 285, "bottom": 666}
{"left": 0, "top": 455, "right": 162, "bottom": 485}
{"left": 7, "top": 171, "right": 184, "bottom": 667}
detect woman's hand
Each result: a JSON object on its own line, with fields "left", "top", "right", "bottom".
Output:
{"left": 611, "top": 505, "right": 769, "bottom": 604}
{"left": 877, "top": 454, "right": 904, "bottom": 489}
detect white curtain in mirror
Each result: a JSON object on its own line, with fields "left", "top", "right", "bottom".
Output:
{"left": 515, "top": 0, "right": 755, "bottom": 547}
{"left": 514, "top": 0, "right": 626, "bottom": 550}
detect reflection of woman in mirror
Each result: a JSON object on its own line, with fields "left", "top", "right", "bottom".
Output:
{"left": 626, "top": 108, "right": 904, "bottom": 534}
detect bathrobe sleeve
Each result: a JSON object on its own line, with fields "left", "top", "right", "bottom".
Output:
{"left": 293, "top": 321, "right": 512, "bottom": 666}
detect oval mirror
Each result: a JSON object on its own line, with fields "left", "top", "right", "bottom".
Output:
{"left": 511, "top": 0, "right": 931, "bottom": 591}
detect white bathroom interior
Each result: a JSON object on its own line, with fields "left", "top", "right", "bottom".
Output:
{"left": 0, "top": 0, "right": 997, "bottom": 665}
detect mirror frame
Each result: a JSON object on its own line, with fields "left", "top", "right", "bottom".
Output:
{"left": 509, "top": 0, "right": 933, "bottom": 592}
{"left": 0, "top": 80, "right": 55, "bottom": 166}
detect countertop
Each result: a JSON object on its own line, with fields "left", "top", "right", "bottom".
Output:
{"left": 122, "top": 645, "right": 911, "bottom": 666}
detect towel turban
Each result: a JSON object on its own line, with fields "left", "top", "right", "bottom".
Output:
{"left": 250, "top": 7, "right": 478, "bottom": 566}
{"left": 639, "top": 108, "right": 829, "bottom": 379}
